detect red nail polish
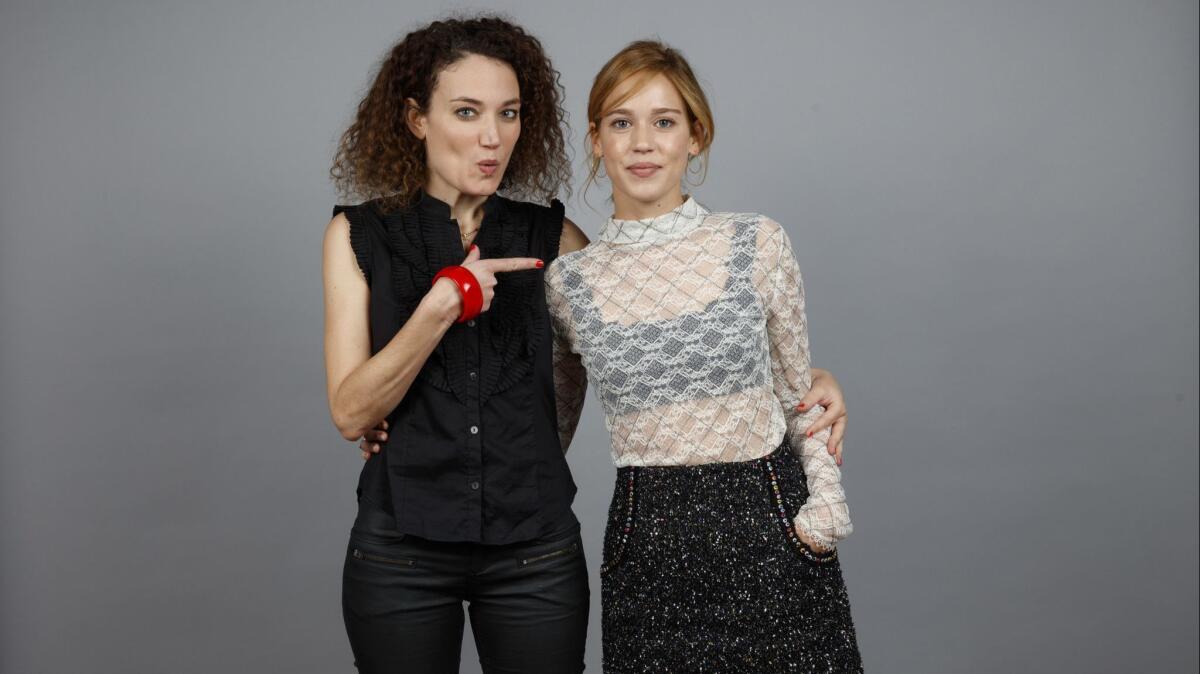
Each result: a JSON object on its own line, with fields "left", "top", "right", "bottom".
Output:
{"left": 535, "top": 260, "right": 544, "bottom": 268}
{"left": 807, "top": 431, "right": 813, "bottom": 438}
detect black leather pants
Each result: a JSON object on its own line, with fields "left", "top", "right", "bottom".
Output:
{"left": 342, "top": 499, "right": 590, "bottom": 674}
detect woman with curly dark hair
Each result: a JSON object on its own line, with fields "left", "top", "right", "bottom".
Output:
{"left": 322, "top": 15, "right": 851, "bottom": 673}
{"left": 324, "top": 17, "right": 590, "bottom": 672}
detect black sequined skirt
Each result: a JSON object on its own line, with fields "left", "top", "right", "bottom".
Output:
{"left": 600, "top": 442, "right": 863, "bottom": 673}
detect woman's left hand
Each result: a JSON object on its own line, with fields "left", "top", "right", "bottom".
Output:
{"left": 795, "top": 526, "right": 833, "bottom": 555}
{"left": 798, "top": 368, "right": 846, "bottom": 465}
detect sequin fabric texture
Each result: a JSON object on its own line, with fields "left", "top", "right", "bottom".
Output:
{"left": 545, "top": 197, "right": 852, "bottom": 549}
{"left": 599, "top": 444, "right": 862, "bottom": 673}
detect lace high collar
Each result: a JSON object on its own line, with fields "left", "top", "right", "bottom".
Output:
{"left": 598, "top": 196, "right": 708, "bottom": 245}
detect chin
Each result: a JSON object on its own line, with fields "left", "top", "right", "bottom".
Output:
{"left": 462, "top": 177, "right": 500, "bottom": 196}
{"left": 623, "top": 182, "right": 674, "bottom": 205}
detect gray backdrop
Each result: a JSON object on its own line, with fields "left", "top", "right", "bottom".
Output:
{"left": 2, "top": 0, "right": 1196, "bottom": 672}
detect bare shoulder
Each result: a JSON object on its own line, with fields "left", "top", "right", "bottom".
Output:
{"left": 323, "top": 211, "right": 366, "bottom": 287}
{"left": 324, "top": 211, "right": 359, "bottom": 264}
{"left": 325, "top": 211, "right": 351, "bottom": 245}
{"left": 559, "top": 216, "right": 590, "bottom": 256}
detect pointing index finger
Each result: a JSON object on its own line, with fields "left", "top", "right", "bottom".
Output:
{"left": 486, "top": 257, "right": 545, "bottom": 273}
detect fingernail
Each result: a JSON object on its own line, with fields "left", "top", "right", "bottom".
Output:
{"left": 470, "top": 244, "right": 478, "bottom": 252}
{"left": 807, "top": 431, "right": 813, "bottom": 438}
{"left": 380, "top": 433, "right": 387, "bottom": 440}
{"left": 797, "top": 403, "right": 806, "bottom": 409}
{"left": 535, "top": 259, "right": 544, "bottom": 268}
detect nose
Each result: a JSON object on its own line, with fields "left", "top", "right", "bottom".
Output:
{"left": 632, "top": 124, "right": 653, "bottom": 153}
{"left": 480, "top": 118, "right": 500, "bottom": 149}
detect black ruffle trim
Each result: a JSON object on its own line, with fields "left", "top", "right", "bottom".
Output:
{"left": 333, "top": 204, "right": 372, "bottom": 284}
{"left": 375, "top": 196, "right": 563, "bottom": 405}
{"left": 479, "top": 199, "right": 564, "bottom": 400}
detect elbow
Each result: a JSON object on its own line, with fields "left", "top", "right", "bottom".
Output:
{"left": 332, "top": 415, "right": 361, "bottom": 442}
{"left": 330, "top": 401, "right": 366, "bottom": 442}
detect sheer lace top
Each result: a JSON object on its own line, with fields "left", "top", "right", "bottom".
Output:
{"left": 544, "top": 197, "right": 852, "bottom": 548}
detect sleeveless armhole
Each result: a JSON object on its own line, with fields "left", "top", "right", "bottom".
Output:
{"left": 539, "top": 199, "right": 567, "bottom": 264}
{"left": 332, "top": 204, "right": 372, "bottom": 285}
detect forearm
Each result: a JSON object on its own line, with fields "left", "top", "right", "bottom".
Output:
{"left": 331, "top": 282, "right": 458, "bottom": 438}
{"left": 769, "top": 325, "right": 852, "bottom": 546}
{"left": 787, "top": 407, "right": 852, "bottom": 548}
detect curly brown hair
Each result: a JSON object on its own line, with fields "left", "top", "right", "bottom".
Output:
{"left": 331, "top": 15, "right": 571, "bottom": 212}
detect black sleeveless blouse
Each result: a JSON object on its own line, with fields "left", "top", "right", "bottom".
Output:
{"left": 333, "top": 190, "right": 579, "bottom": 544}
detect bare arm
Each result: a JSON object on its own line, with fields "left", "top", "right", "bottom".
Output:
{"left": 323, "top": 213, "right": 459, "bottom": 441}
{"left": 326, "top": 214, "right": 545, "bottom": 444}
{"left": 559, "top": 215, "right": 590, "bottom": 256}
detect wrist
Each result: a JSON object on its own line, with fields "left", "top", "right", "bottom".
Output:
{"left": 793, "top": 517, "right": 836, "bottom": 556}
{"left": 422, "top": 278, "right": 462, "bottom": 327}
{"left": 432, "top": 266, "right": 483, "bottom": 322}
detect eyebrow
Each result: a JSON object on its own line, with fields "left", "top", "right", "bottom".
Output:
{"left": 449, "top": 97, "right": 522, "bottom": 106}
{"left": 604, "top": 107, "right": 684, "bottom": 117}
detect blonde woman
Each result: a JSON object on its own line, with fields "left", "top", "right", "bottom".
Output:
{"left": 546, "top": 41, "right": 862, "bottom": 671}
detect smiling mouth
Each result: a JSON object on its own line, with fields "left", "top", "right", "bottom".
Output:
{"left": 627, "top": 163, "right": 660, "bottom": 178}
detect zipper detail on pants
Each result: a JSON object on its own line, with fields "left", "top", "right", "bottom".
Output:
{"left": 352, "top": 548, "right": 416, "bottom": 567}
{"left": 520, "top": 541, "right": 578, "bottom": 566}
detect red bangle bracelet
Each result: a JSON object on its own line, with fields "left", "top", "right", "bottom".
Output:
{"left": 433, "top": 265, "right": 484, "bottom": 323}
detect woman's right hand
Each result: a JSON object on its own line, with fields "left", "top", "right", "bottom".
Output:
{"left": 358, "top": 419, "right": 388, "bottom": 460}
{"left": 361, "top": 246, "right": 545, "bottom": 458}
{"left": 433, "top": 244, "right": 544, "bottom": 319}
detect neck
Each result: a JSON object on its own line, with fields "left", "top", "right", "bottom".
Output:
{"left": 597, "top": 193, "right": 706, "bottom": 245}
{"left": 611, "top": 188, "right": 686, "bottom": 221}
{"left": 424, "top": 178, "right": 490, "bottom": 230}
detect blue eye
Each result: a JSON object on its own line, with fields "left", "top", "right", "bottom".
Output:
{"left": 455, "top": 107, "right": 477, "bottom": 119}
{"left": 655, "top": 119, "right": 675, "bottom": 129}
{"left": 612, "top": 119, "right": 631, "bottom": 129}
{"left": 501, "top": 109, "right": 519, "bottom": 120}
